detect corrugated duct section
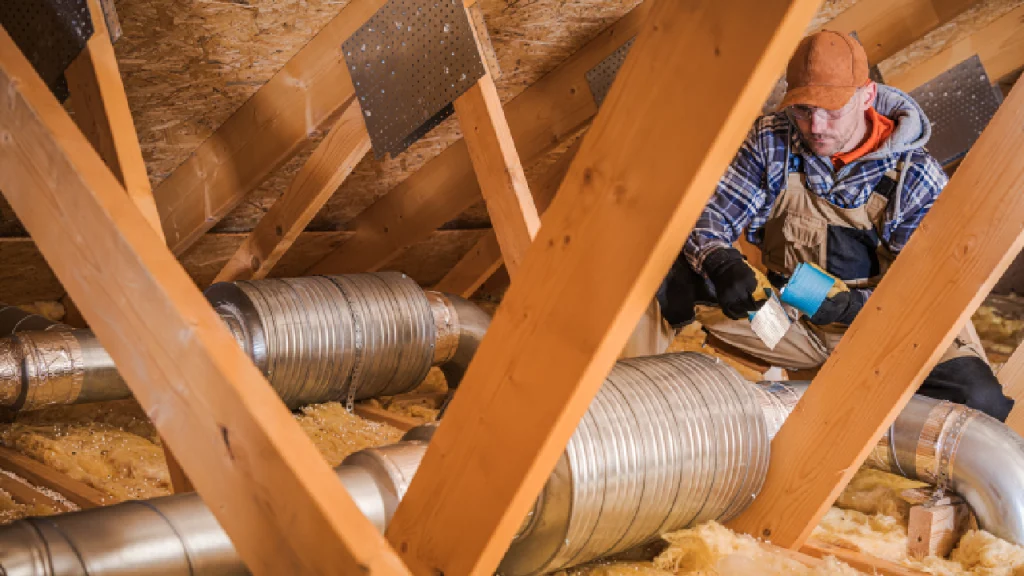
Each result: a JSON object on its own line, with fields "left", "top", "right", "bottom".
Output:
{"left": 0, "top": 272, "right": 486, "bottom": 412}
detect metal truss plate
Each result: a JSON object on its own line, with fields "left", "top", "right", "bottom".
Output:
{"left": 343, "top": 0, "right": 487, "bottom": 159}
{"left": 0, "top": 0, "right": 94, "bottom": 102}
{"left": 910, "top": 54, "right": 1003, "bottom": 166}
{"left": 584, "top": 37, "right": 635, "bottom": 108}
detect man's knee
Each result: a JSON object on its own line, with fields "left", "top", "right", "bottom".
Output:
{"left": 918, "top": 356, "right": 1015, "bottom": 422}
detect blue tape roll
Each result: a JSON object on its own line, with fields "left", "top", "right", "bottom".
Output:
{"left": 780, "top": 263, "right": 835, "bottom": 316}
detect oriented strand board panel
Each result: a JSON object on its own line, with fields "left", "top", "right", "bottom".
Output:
{"left": 0, "top": 231, "right": 484, "bottom": 303}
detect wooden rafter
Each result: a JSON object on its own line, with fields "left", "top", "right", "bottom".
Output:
{"left": 304, "top": 5, "right": 649, "bottom": 276}
{"left": 152, "top": 0, "right": 393, "bottom": 255}
{"left": 384, "top": 0, "right": 820, "bottom": 573}
{"left": 454, "top": 70, "right": 541, "bottom": 277}
{"left": 65, "top": 0, "right": 160, "bottom": 234}
{"left": 999, "top": 343, "right": 1024, "bottom": 435}
{"left": 213, "top": 98, "right": 370, "bottom": 283}
{"left": 728, "top": 79, "right": 1024, "bottom": 549}
{"left": 0, "top": 446, "right": 112, "bottom": 509}
{"left": 434, "top": 137, "right": 582, "bottom": 296}
{"left": 64, "top": 0, "right": 192, "bottom": 495}
{"left": 306, "top": 0, "right": 983, "bottom": 282}
{"left": 824, "top": 0, "right": 982, "bottom": 65}
{"left": 0, "top": 27, "right": 409, "bottom": 576}
{"left": 885, "top": 4, "right": 1024, "bottom": 91}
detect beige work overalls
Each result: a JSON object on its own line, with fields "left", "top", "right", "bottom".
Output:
{"left": 623, "top": 151, "right": 986, "bottom": 369}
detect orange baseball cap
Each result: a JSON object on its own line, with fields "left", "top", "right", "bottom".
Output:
{"left": 779, "top": 30, "right": 870, "bottom": 111}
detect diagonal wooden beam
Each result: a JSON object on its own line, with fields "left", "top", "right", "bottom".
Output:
{"left": 728, "top": 79, "right": 1024, "bottom": 549}
{"left": 999, "top": 342, "right": 1024, "bottom": 435}
{"left": 65, "top": 0, "right": 160, "bottom": 234}
{"left": 153, "top": 0, "right": 391, "bottom": 255}
{"left": 434, "top": 137, "right": 582, "bottom": 296}
{"left": 824, "top": 0, "right": 982, "bottom": 65}
{"left": 213, "top": 98, "right": 369, "bottom": 284}
{"left": 0, "top": 26, "right": 408, "bottom": 576}
{"left": 384, "top": 0, "right": 820, "bottom": 573}
{"left": 64, "top": 0, "right": 193, "bottom": 495}
{"left": 454, "top": 72, "right": 541, "bottom": 276}
{"left": 885, "top": 4, "right": 1024, "bottom": 91}
{"left": 304, "top": 5, "right": 649, "bottom": 276}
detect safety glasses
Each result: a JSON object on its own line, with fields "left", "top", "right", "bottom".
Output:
{"left": 787, "top": 89, "right": 861, "bottom": 122}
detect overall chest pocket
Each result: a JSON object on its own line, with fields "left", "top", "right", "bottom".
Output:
{"left": 762, "top": 213, "right": 826, "bottom": 274}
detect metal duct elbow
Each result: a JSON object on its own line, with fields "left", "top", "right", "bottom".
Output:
{"left": 760, "top": 382, "right": 1024, "bottom": 546}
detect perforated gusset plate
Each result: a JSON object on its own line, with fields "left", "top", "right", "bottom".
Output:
{"left": 585, "top": 37, "right": 636, "bottom": 108}
{"left": 343, "top": 0, "right": 487, "bottom": 159}
{"left": 910, "top": 55, "right": 1003, "bottom": 166}
{"left": 0, "top": 0, "right": 94, "bottom": 102}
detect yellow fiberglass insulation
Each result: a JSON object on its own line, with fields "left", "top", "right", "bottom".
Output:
{"left": 557, "top": 521, "right": 866, "bottom": 576}
{"left": 0, "top": 398, "right": 405, "bottom": 513}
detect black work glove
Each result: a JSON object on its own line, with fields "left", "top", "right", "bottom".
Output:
{"left": 919, "top": 356, "right": 1014, "bottom": 422}
{"left": 703, "top": 247, "right": 769, "bottom": 320}
{"left": 808, "top": 288, "right": 867, "bottom": 325}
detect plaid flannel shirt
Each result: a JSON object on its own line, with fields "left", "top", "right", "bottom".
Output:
{"left": 683, "top": 113, "right": 948, "bottom": 284}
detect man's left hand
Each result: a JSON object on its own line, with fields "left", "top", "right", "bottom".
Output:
{"left": 809, "top": 288, "right": 867, "bottom": 325}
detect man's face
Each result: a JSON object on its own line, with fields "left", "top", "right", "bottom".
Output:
{"left": 788, "top": 88, "right": 870, "bottom": 157}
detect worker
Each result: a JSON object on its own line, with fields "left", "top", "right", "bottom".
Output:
{"left": 653, "top": 30, "right": 1014, "bottom": 420}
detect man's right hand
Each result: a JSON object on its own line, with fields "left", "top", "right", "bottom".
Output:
{"left": 703, "top": 247, "right": 771, "bottom": 320}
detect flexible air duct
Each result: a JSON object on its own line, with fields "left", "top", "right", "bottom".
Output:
{"left": 765, "top": 381, "right": 1024, "bottom": 546}
{"left": 0, "top": 353, "right": 1022, "bottom": 576}
{"left": 0, "top": 273, "right": 487, "bottom": 412}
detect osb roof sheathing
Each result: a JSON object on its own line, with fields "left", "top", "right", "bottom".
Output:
{"left": 0, "top": 0, "right": 1020, "bottom": 304}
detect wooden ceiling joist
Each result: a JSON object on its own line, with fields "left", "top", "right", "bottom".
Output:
{"left": 823, "top": 0, "right": 983, "bottom": 65}
{"left": 886, "top": 3, "right": 1024, "bottom": 91}
{"left": 64, "top": 0, "right": 192, "bottom": 495}
{"left": 383, "top": 0, "right": 820, "bottom": 573}
{"left": 153, "top": 0, "right": 392, "bottom": 256}
{"left": 728, "top": 78, "right": 1024, "bottom": 549}
{"left": 304, "top": 5, "right": 650, "bottom": 276}
{"left": 454, "top": 72, "right": 541, "bottom": 277}
{"left": 213, "top": 98, "right": 370, "bottom": 283}
{"left": 0, "top": 26, "right": 409, "bottom": 576}
{"left": 65, "top": 0, "right": 161, "bottom": 236}
{"left": 998, "top": 343, "right": 1024, "bottom": 435}
{"left": 306, "top": 0, "right": 985, "bottom": 284}
{"left": 434, "top": 137, "right": 581, "bottom": 297}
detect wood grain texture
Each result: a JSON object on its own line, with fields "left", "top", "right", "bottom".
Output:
{"left": 304, "top": 5, "right": 650, "bottom": 276}
{"left": 384, "top": 0, "right": 821, "bottom": 573}
{"left": 213, "top": 99, "right": 369, "bottom": 283}
{"left": 66, "top": 0, "right": 162, "bottom": 237}
{"left": 728, "top": 79, "right": 1024, "bottom": 548}
{"left": 824, "top": 0, "right": 982, "bottom": 64}
{"left": 0, "top": 29, "right": 408, "bottom": 576}
{"left": 65, "top": 0, "right": 192, "bottom": 495}
{"left": 0, "top": 446, "right": 112, "bottom": 509}
{"left": 0, "top": 469, "right": 76, "bottom": 512}
{"left": 455, "top": 74, "right": 540, "bottom": 276}
{"left": 434, "top": 136, "right": 582, "bottom": 296}
{"left": 885, "top": 3, "right": 1024, "bottom": 91}
{"left": 353, "top": 404, "right": 421, "bottom": 431}
{"left": 999, "top": 342, "right": 1024, "bottom": 435}
{"left": 152, "top": 0, "right": 384, "bottom": 255}
{"left": 800, "top": 540, "right": 929, "bottom": 576}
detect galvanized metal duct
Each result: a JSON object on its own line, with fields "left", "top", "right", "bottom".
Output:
{"left": 760, "top": 381, "right": 1024, "bottom": 546}
{"left": 0, "top": 352, "right": 772, "bottom": 576}
{"left": 502, "top": 353, "right": 771, "bottom": 575}
{"left": 2, "top": 354, "right": 1023, "bottom": 576}
{"left": 0, "top": 273, "right": 486, "bottom": 412}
